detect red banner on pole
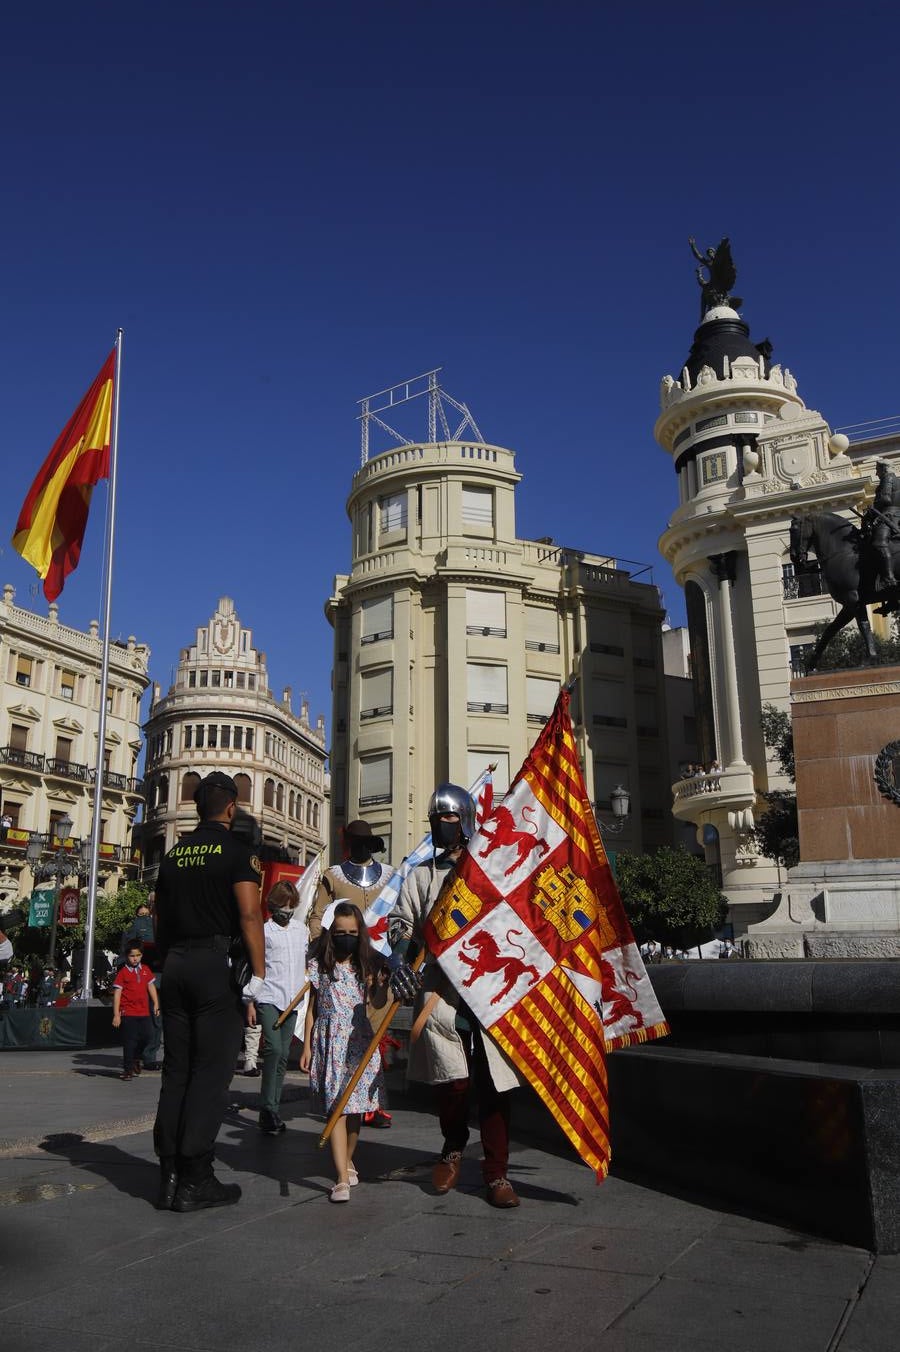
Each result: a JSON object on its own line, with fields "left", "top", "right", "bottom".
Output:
{"left": 58, "top": 887, "right": 80, "bottom": 926}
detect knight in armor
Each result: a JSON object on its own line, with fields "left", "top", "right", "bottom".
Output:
{"left": 866, "top": 459, "right": 900, "bottom": 589}
{"left": 309, "top": 820, "right": 394, "bottom": 942}
{"left": 309, "top": 819, "right": 394, "bottom": 1127}
{"left": 388, "top": 783, "right": 522, "bottom": 1209}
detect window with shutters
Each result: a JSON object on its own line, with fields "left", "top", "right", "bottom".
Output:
{"left": 183, "top": 726, "right": 193, "bottom": 751}
{"left": 360, "top": 753, "right": 392, "bottom": 806}
{"left": 467, "top": 750, "right": 510, "bottom": 796}
{"left": 466, "top": 589, "right": 506, "bottom": 637}
{"left": 462, "top": 486, "right": 493, "bottom": 529}
{"left": 16, "top": 656, "right": 32, "bottom": 688}
{"left": 235, "top": 773, "right": 251, "bottom": 803}
{"left": 245, "top": 729, "right": 254, "bottom": 751}
{"left": 524, "top": 607, "right": 560, "bottom": 653}
{"left": 9, "top": 724, "right": 28, "bottom": 752}
{"left": 361, "top": 595, "right": 393, "bottom": 644}
{"left": 379, "top": 492, "right": 407, "bottom": 536}
{"left": 54, "top": 736, "right": 73, "bottom": 763}
{"left": 181, "top": 771, "right": 200, "bottom": 802}
{"left": 60, "top": 669, "right": 76, "bottom": 701}
{"left": 234, "top": 728, "right": 244, "bottom": 751}
{"left": 195, "top": 725, "right": 205, "bottom": 748}
{"left": 526, "top": 676, "right": 558, "bottom": 725}
{"left": 264, "top": 778, "right": 275, "bottom": 808}
{"left": 467, "top": 663, "right": 508, "bottom": 713}
{"left": 360, "top": 667, "right": 393, "bottom": 720}
{"left": 188, "top": 671, "right": 197, "bottom": 687}
{"left": 221, "top": 726, "right": 231, "bottom": 750}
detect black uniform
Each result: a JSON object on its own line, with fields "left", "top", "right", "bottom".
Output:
{"left": 152, "top": 822, "right": 261, "bottom": 1181}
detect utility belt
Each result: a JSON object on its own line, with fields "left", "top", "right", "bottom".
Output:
{"left": 170, "top": 934, "right": 232, "bottom": 954}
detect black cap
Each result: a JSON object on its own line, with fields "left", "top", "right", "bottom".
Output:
{"left": 193, "top": 771, "right": 238, "bottom": 803}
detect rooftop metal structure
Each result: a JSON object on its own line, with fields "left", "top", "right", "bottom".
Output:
{"left": 357, "top": 368, "right": 484, "bottom": 465}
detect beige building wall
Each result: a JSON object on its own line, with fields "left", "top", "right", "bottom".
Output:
{"left": 142, "top": 597, "right": 327, "bottom": 877}
{"left": 0, "top": 582, "right": 150, "bottom": 893}
{"left": 327, "top": 442, "right": 669, "bottom": 863}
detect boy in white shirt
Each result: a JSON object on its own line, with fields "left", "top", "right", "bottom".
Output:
{"left": 244, "top": 880, "right": 308, "bottom": 1135}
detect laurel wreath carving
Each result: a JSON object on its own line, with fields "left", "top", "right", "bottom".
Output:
{"left": 874, "top": 741, "right": 900, "bottom": 807}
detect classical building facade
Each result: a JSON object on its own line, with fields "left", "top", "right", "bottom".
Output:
{"left": 0, "top": 583, "right": 149, "bottom": 892}
{"left": 326, "top": 440, "right": 670, "bottom": 862}
{"left": 655, "top": 277, "right": 892, "bottom": 937}
{"left": 142, "top": 597, "right": 327, "bottom": 877}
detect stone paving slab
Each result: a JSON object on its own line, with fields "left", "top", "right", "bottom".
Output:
{"left": 0, "top": 1044, "right": 895, "bottom": 1352}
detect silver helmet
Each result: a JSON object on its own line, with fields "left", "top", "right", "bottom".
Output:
{"left": 427, "top": 782, "right": 476, "bottom": 842}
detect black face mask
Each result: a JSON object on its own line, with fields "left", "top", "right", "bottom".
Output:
{"left": 348, "top": 841, "right": 373, "bottom": 863}
{"left": 270, "top": 907, "right": 293, "bottom": 927}
{"left": 431, "top": 817, "right": 462, "bottom": 850}
{"left": 332, "top": 933, "right": 359, "bottom": 958}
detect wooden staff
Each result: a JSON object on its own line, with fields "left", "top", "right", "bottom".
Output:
{"left": 272, "top": 979, "right": 310, "bottom": 1029}
{"left": 318, "top": 949, "right": 426, "bottom": 1148}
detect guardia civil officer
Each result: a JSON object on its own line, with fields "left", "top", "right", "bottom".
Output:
{"left": 152, "top": 772, "right": 265, "bottom": 1212}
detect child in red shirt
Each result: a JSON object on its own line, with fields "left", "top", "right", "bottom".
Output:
{"left": 112, "top": 945, "right": 160, "bottom": 1080}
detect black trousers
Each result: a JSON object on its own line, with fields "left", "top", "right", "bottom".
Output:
{"left": 153, "top": 947, "right": 243, "bottom": 1181}
{"left": 121, "top": 1015, "right": 153, "bottom": 1072}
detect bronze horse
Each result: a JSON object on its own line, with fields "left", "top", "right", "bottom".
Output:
{"left": 789, "top": 513, "right": 899, "bottom": 669}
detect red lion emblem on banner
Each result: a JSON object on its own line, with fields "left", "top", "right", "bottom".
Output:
{"left": 458, "top": 928, "right": 541, "bottom": 1005}
{"left": 598, "top": 957, "right": 644, "bottom": 1032}
{"left": 478, "top": 805, "right": 550, "bottom": 877}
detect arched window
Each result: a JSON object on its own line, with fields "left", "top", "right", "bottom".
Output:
{"left": 276, "top": 783, "right": 284, "bottom": 813}
{"left": 264, "top": 778, "right": 275, "bottom": 808}
{"left": 235, "top": 773, "right": 252, "bottom": 804}
{"left": 157, "top": 774, "right": 169, "bottom": 810}
{"left": 181, "top": 771, "right": 200, "bottom": 803}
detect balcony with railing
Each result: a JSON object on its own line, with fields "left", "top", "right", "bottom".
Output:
{"left": 782, "top": 563, "right": 827, "bottom": 600}
{"left": 45, "top": 757, "right": 91, "bottom": 782}
{"left": 0, "top": 746, "right": 45, "bottom": 773}
{"left": 671, "top": 764, "right": 756, "bottom": 822}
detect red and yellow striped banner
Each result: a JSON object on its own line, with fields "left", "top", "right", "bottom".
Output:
{"left": 425, "top": 688, "right": 669, "bottom": 1179}
{"left": 12, "top": 350, "right": 115, "bottom": 601}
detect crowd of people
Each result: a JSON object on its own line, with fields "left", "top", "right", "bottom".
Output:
{"left": 679, "top": 760, "right": 723, "bottom": 789}
{"left": 127, "top": 770, "right": 525, "bottom": 1216}
{"left": 640, "top": 937, "right": 741, "bottom": 961}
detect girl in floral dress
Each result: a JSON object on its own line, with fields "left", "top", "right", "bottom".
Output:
{"left": 300, "top": 902, "right": 388, "bottom": 1202}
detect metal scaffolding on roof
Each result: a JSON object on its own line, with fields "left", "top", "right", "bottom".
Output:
{"left": 357, "top": 368, "right": 484, "bottom": 464}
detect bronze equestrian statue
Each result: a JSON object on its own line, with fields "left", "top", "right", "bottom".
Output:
{"left": 790, "top": 477, "right": 900, "bottom": 669}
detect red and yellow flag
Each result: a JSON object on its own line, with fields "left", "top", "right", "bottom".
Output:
{"left": 12, "top": 350, "right": 115, "bottom": 601}
{"left": 423, "top": 689, "right": 669, "bottom": 1179}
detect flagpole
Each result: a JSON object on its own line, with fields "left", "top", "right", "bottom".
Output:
{"left": 81, "top": 329, "right": 123, "bottom": 1002}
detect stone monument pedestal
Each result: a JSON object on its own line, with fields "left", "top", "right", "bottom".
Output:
{"left": 746, "top": 664, "right": 900, "bottom": 959}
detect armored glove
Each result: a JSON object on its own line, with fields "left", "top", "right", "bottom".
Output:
{"left": 388, "top": 960, "right": 422, "bottom": 1003}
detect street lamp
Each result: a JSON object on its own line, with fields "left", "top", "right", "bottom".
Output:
{"left": 595, "top": 785, "right": 631, "bottom": 836}
{"left": 27, "top": 811, "right": 75, "bottom": 968}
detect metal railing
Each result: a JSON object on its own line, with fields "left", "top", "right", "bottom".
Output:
{"left": 0, "top": 746, "right": 45, "bottom": 772}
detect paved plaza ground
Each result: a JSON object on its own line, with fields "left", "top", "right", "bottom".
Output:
{"left": 0, "top": 1045, "right": 896, "bottom": 1352}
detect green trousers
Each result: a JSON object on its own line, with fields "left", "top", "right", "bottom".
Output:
{"left": 258, "top": 1003, "right": 298, "bottom": 1114}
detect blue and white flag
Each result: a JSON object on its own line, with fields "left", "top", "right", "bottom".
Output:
{"left": 363, "top": 768, "right": 494, "bottom": 954}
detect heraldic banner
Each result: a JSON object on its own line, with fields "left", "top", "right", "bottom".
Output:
{"left": 422, "top": 688, "right": 669, "bottom": 1179}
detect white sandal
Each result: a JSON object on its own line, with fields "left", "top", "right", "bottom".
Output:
{"left": 329, "top": 1182, "right": 351, "bottom": 1203}
{"left": 348, "top": 1166, "right": 359, "bottom": 1187}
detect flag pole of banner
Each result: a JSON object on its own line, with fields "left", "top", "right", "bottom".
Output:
{"left": 361, "top": 766, "right": 494, "bottom": 954}
{"left": 12, "top": 347, "right": 117, "bottom": 601}
{"left": 422, "top": 689, "right": 669, "bottom": 1180}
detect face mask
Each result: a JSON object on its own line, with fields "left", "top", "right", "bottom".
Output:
{"left": 270, "top": 908, "right": 292, "bottom": 927}
{"left": 348, "top": 841, "right": 373, "bottom": 863}
{"left": 332, "top": 932, "right": 359, "bottom": 958}
{"left": 431, "top": 818, "right": 462, "bottom": 850}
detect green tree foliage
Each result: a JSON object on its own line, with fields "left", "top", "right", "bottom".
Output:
{"left": 804, "top": 617, "right": 900, "bottom": 673}
{"left": 615, "top": 847, "right": 728, "bottom": 946}
{"left": 13, "top": 880, "right": 150, "bottom": 963}
{"left": 753, "top": 701, "right": 799, "bottom": 869}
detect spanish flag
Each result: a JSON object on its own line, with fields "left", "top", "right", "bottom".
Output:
{"left": 12, "top": 350, "right": 115, "bottom": 601}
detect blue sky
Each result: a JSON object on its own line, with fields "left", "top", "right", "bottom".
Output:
{"left": 3, "top": 2, "right": 898, "bottom": 738}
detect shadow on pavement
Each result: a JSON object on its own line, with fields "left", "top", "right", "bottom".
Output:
{"left": 37, "top": 1133, "right": 156, "bottom": 1204}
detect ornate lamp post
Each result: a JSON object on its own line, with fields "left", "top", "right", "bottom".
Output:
{"left": 595, "top": 784, "right": 631, "bottom": 837}
{"left": 26, "top": 811, "right": 75, "bottom": 969}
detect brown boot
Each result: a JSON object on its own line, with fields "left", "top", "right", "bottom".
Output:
{"left": 432, "top": 1152, "right": 462, "bottom": 1194}
{"left": 486, "top": 1177, "right": 520, "bottom": 1208}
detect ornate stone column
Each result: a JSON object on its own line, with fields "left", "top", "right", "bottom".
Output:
{"left": 709, "top": 551, "right": 746, "bottom": 768}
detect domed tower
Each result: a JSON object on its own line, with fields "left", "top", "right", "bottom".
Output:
{"left": 656, "top": 241, "right": 867, "bottom": 932}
